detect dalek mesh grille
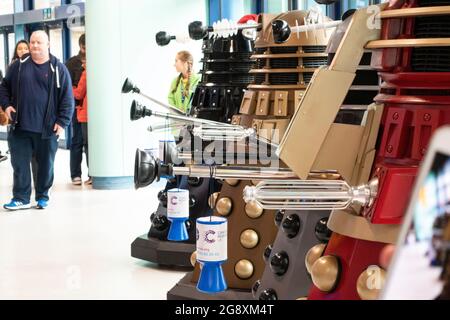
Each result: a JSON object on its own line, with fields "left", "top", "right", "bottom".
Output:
{"left": 303, "top": 46, "right": 327, "bottom": 53}
{"left": 418, "top": 0, "right": 450, "bottom": 6}
{"left": 270, "top": 58, "right": 299, "bottom": 68}
{"left": 270, "top": 46, "right": 299, "bottom": 54}
{"left": 231, "top": 62, "right": 257, "bottom": 72}
{"left": 204, "top": 62, "right": 229, "bottom": 72}
{"left": 403, "top": 88, "right": 450, "bottom": 96}
{"left": 254, "top": 74, "right": 266, "bottom": 84}
{"left": 232, "top": 52, "right": 254, "bottom": 60}
{"left": 233, "top": 74, "right": 256, "bottom": 84}
{"left": 269, "top": 73, "right": 299, "bottom": 85}
{"left": 256, "top": 59, "right": 266, "bottom": 69}
{"left": 303, "top": 57, "right": 328, "bottom": 68}
{"left": 256, "top": 48, "right": 267, "bottom": 54}
{"left": 303, "top": 72, "right": 314, "bottom": 84}
{"left": 411, "top": 47, "right": 450, "bottom": 72}
{"left": 414, "top": 17, "right": 450, "bottom": 38}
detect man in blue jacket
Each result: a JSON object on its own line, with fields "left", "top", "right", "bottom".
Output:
{"left": 0, "top": 31, "right": 74, "bottom": 211}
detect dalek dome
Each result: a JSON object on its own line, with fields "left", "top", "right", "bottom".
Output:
{"left": 255, "top": 11, "right": 333, "bottom": 48}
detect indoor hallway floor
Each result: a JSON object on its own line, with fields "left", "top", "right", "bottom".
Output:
{"left": 0, "top": 141, "right": 187, "bottom": 300}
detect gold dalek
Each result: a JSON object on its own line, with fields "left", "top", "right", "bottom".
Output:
{"left": 167, "top": 10, "right": 333, "bottom": 299}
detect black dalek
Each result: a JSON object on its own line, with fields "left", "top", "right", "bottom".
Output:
{"left": 131, "top": 19, "right": 257, "bottom": 268}
{"left": 191, "top": 29, "right": 256, "bottom": 123}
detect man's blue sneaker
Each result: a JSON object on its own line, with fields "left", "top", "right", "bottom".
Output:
{"left": 3, "top": 200, "right": 32, "bottom": 211}
{"left": 36, "top": 200, "right": 49, "bottom": 210}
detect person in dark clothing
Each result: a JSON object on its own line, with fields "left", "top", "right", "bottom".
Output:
{"left": 0, "top": 69, "right": 6, "bottom": 163}
{"left": 0, "top": 31, "right": 74, "bottom": 211}
{"left": 7, "top": 40, "right": 39, "bottom": 183}
{"left": 65, "top": 34, "right": 86, "bottom": 186}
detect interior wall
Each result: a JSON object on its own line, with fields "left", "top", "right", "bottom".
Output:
{"left": 86, "top": 0, "right": 207, "bottom": 179}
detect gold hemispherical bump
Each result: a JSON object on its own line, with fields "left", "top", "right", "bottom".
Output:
{"left": 240, "top": 229, "right": 260, "bottom": 249}
{"left": 216, "top": 197, "right": 233, "bottom": 216}
{"left": 235, "top": 260, "right": 254, "bottom": 279}
{"left": 190, "top": 251, "right": 197, "bottom": 267}
{"left": 356, "top": 266, "right": 386, "bottom": 300}
{"left": 310, "top": 255, "right": 340, "bottom": 293}
{"left": 208, "top": 192, "right": 220, "bottom": 209}
{"left": 305, "top": 244, "right": 326, "bottom": 274}
{"left": 245, "top": 200, "right": 264, "bottom": 219}
{"left": 225, "top": 179, "right": 239, "bottom": 186}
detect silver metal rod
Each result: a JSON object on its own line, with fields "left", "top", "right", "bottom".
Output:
{"left": 172, "top": 165, "right": 299, "bottom": 180}
{"left": 149, "top": 108, "right": 233, "bottom": 127}
{"left": 192, "top": 125, "right": 256, "bottom": 141}
{"left": 147, "top": 122, "right": 186, "bottom": 133}
{"left": 138, "top": 92, "right": 186, "bottom": 116}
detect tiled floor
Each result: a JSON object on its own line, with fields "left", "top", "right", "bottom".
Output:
{"left": 0, "top": 141, "right": 187, "bottom": 300}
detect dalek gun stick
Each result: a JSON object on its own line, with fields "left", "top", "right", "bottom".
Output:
{"left": 131, "top": 100, "right": 278, "bottom": 145}
{"left": 122, "top": 78, "right": 185, "bottom": 116}
{"left": 192, "top": 124, "right": 256, "bottom": 142}
{"left": 243, "top": 178, "right": 379, "bottom": 211}
{"left": 134, "top": 149, "right": 304, "bottom": 189}
{"left": 129, "top": 100, "right": 234, "bottom": 126}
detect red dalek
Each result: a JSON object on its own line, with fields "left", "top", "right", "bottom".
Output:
{"left": 308, "top": 0, "right": 450, "bottom": 300}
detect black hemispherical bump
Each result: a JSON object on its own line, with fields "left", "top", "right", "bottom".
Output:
{"left": 188, "top": 177, "right": 202, "bottom": 187}
{"left": 275, "top": 210, "right": 285, "bottom": 227}
{"left": 158, "top": 190, "right": 168, "bottom": 208}
{"left": 263, "top": 245, "right": 273, "bottom": 262}
{"left": 252, "top": 280, "right": 261, "bottom": 298}
{"left": 153, "top": 215, "right": 169, "bottom": 231}
{"left": 189, "top": 196, "right": 196, "bottom": 208}
{"left": 315, "top": 217, "right": 332, "bottom": 243}
{"left": 185, "top": 220, "right": 192, "bottom": 230}
{"left": 282, "top": 214, "right": 301, "bottom": 239}
{"left": 259, "top": 289, "right": 278, "bottom": 301}
{"left": 270, "top": 251, "right": 289, "bottom": 276}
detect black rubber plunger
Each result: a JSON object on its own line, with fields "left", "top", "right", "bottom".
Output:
{"left": 134, "top": 149, "right": 174, "bottom": 189}
{"left": 272, "top": 20, "right": 291, "bottom": 44}
{"left": 189, "top": 21, "right": 209, "bottom": 40}
{"left": 155, "top": 31, "right": 175, "bottom": 46}
{"left": 122, "top": 78, "right": 139, "bottom": 94}
{"left": 130, "top": 100, "right": 153, "bottom": 121}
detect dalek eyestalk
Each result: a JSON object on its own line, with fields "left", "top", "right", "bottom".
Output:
{"left": 243, "top": 179, "right": 379, "bottom": 211}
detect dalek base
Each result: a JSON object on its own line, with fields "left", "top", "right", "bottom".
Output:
{"left": 131, "top": 235, "right": 195, "bottom": 268}
{"left": 167, "top": 272, "right": 253, "bottom": 300}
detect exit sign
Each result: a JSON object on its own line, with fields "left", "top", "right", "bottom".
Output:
{"left": 43, "top": 8, "right": 55, "bottom": 21}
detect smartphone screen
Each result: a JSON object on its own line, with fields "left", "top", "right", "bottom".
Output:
{"left": 383, "top": 152, "right": 450, "bottom": 300}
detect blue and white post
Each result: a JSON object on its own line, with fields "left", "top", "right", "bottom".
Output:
{"left": 196, "top": 217, "right": 228, "bottom": 294}
{"left": 167, "top": 189, "right": 190, "bottom": 241}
